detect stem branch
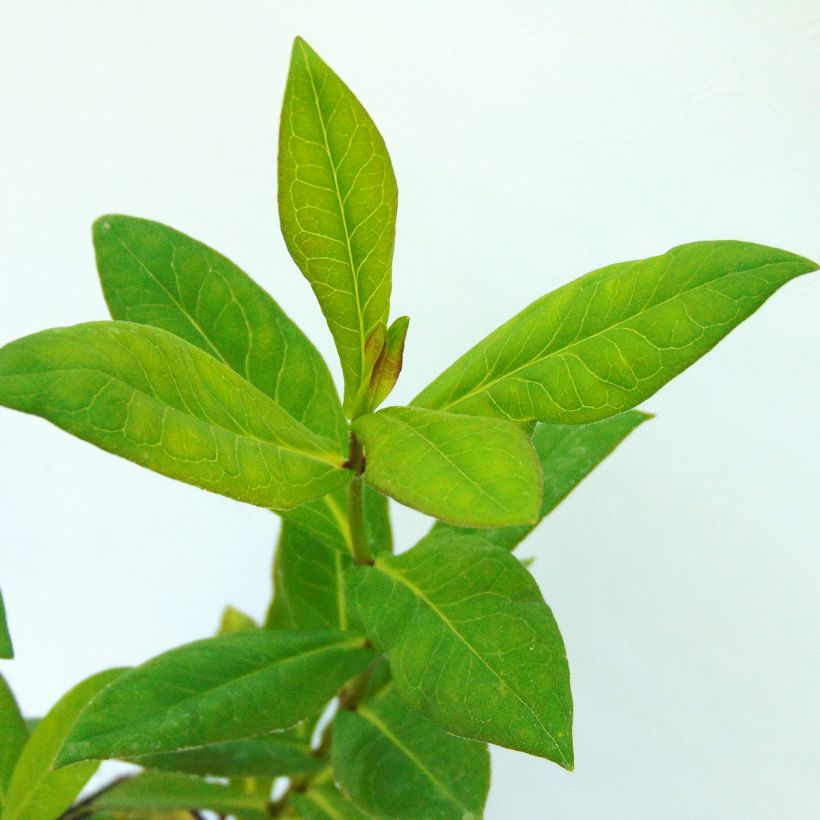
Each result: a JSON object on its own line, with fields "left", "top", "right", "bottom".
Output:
{"left": 346, "top": 433, "right": 371, "bottom": 566}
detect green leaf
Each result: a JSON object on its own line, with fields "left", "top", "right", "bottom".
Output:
{"left": 352, "top": 406, "right": 542, "bottom": 527}
{"left": 278, "top": 36, "right": 398, "bottom": 413}
{"left": 333, "top": 688, "right": 490, "bottom": 819}
{"left": 2, "top": 668, "right": 127, "bottom": 820}
{"left": 218, "top": 605, "right": 258, "bottom": 635}
{"left": 92, "top": 772, "right": 268, "bottom": 819}
{"left": 267, "top": 486, "right": 392, "bottom": 630}
{"left": 0, "top": 674, "right": 28, "bottom": 812}
{"left": 130, "top": 732, "right": 321, "bottom": 779}
{"left": 291, "top": 778, "right": 368, "bottom": 820}
{"left": 0, "top": 321, "right": 350, "bottom": 510}
{"left": 414, "top": 241, "right": 817, "bottom": 424}
{"left": 0, "top": 586, "right": 12, "bottom": 659}
{"left": 346, "top": 531, "right": 573, "bottom": 765}
{"left": 434, "top": 410, "right": 651, "bottom": 551}
{"left": 56, "top": 630, "right": 374, "bottom": 766}
{"left": 94, "top": 214, "right": 347, "bottom": 449}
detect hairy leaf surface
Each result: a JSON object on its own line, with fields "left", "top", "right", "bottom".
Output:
{"left": 346, "top": 531, "right": 573, "bottom": 764}
{"left": 0, "top": 587, "right": 11, "bottom": 659}
{"left": 93, "top": 772, "right": 267, "bottom": 819}
{"left": 0, "top": 322, "right": 349, "bottom": 510}
{"left": 434, "top": 410, "right": 650, "bottom": 550}
{"left": 57, "top": 631, "right": 373, "bottom": 765}
{"left": 95, "top": 214, "right": 346, "bottom": 447}
{"left": 279, "top": 37, "right": 398, "bottom": 413}
{"left": 0, "top": 675, "right": 28, "bottom": 812}
{"left": 333, "top": 688, "right": 490, "bottom": 819}
{"left": 352, "top": 406, "right": 541, "bottom": 527}
{"left": 2, "top": 668, "right": 127, "bottom": 820}
{"left": 414, "top": 242, "right": 816, "bottom": 424}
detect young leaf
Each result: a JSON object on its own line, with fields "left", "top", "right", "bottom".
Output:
{"left": 434, "top": 410, "right": 651, "bottom": 551}
{"left": 0, "top": 586, "right": 12, "bottom": 658}
{"left": 94, "top": 214, "right": 347, "bottom": 448}
{"left": 267, "top": 489, "right": 391, "bottom": 631}
{"left": 278, "top": 36, "right": 398, "bottom": 414}
{"left": 368, "top": 315, "right": 410, "bottom": 411}
{"left": 2, "top": 668, "right": 127, "bottom": 820}
{"left": 91, "top": 772, "right": 268, "bottom": 819}
{"left": 56, "top": 630, "right": 374, "bottom": 765}
{"left": 129, "top": 732, "right": 321, "bottom": 779}
{"left": 346, "top": 531, "right": 573, "bottom": 765}
{"left": 0, "top": 675, "right": 28, "bottom": 813}
{"left": 352, "top": 406, "right": 542, "bottom": 527}
{"left": 0, "top": 321, "right": 350, "bottom": 510}
{"left": 218, "top": 605, "right": 258, "bottom": 635}
{"left": 414, "top": 241, "right": 817, "bottom": 424}
{"left": 291, "top": 778, "right": 368, "bottom": 819}
{"left": 332, "top": 688, "right": 490, "bottom": 819}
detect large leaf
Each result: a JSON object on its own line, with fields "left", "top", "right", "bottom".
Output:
{"left": 434, "top": 410, "right": 650, "bottom": 551}
{"left": 333, "top": 688, "right": 490, "bottom": 819}
{"left": 0, "top": 675, "right": 28, "bottom": 812}
{"left": 0, "top": 586, "right": 11, "bottom": 658}
{"left": 92, "top": 772, "right": 268, "bottom": 819}
{"left": 352, "top": 406, "right": 541, "bottom": 527}
{"left": 0, "top": 321, "right": 349, "bottom": 510}
{"left": 267, "top": 486, "right": 392, "bottom": 631}
{"left": 2, "top": 668, "right": 127, "bottom": 820}
{"left": 346, "top": 531, "right": 573, "bottom": 765}
{"left": 279, "top": 36, "right": 398, "bottom": 413}
{"left": 94, "top": 214, "right": 346, "bottom": 448}
{"left": 414, "top": 241, "right": 816, "bottom": 424}
{"left": 130, "top": 732, "right": 321, "bottom": 779}
{"left": 56, "top": 630, "right": 374, "bottom": 765}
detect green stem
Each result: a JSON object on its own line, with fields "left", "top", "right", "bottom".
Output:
{"left": 346, "top": 433, "right": 371, "bottom": 566}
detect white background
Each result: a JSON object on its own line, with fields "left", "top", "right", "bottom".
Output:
{"left": 1, "top": 2, "right": 819, "bottom": 817}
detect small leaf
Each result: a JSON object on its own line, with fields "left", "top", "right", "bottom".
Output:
{"left": 94, "top": 214, "right": 347, "bottom": 448}
{"left": 218, "top": 605, "right": 258, "bottom": 635}
{"left": 92, "top": 772, "right": 268, "bottom": 819}
{"left": 267, "top": 486, "right": 392, "bottom": 631}
{"left": 0, "top": 586, "right": 12, "bottom": 659}
{"left": 279, "top": 36, "right": 398, "bottom": 414}
{"left": 369, "top": 315, "right": 410, "bottom": 411}
{"left": 434, "top": 410, "right": 651, "bottom": 551}
{"left": 346, "top": 531, "right": 573, "bottom": 765}
{"left": 333, "top": 688, "right": 490, "bottom": 819}
{"left": 0, "top": 675, "right": 28, "bottom": 812}
{"left": 414, "top": 241, "right": 817, "bottom": 424}
{"left": 2, "top": 668, "right": 127, "bottom": 820}
{"left": 291, "top": 778, "right": 368, "bottom": 819}
{"left": 0, "top": 322, "right": 350, "bottom": 510}
{"left": 130, "top": 732, "right": 321, "bottom": 779}
{"left": 352, "top": 406, "right": 541, "bottom": 527}
{"left": 56, "top": 630, "right": 374, "bottom": 765}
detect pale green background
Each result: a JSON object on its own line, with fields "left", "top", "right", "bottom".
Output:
{"left": 1, "top": 1, "right": 819, "bottom": 817}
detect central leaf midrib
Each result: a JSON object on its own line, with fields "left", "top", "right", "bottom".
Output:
{"left": 299, "top": 41, "right": 367, "bottom": 388}
{"left": 374, "top": 560, "right": 561, "bottom": 752}
{"left": 440, "top": 257, "right": 800, "bottom": 412}
{"left": 357, "top": 701, "right": 470, "bottom": 813}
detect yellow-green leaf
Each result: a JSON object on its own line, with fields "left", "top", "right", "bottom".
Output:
{"left": 352, "top": 406, "right": 541, "bottom": 527}
{"left": 414, "top": 241, "right": 816, "bottom": 424}
{"left": 278, "top": 37, "right": 398, "bottom": 414}
{"left": 0, "top": 322, "right": 349, "bottom": 510}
